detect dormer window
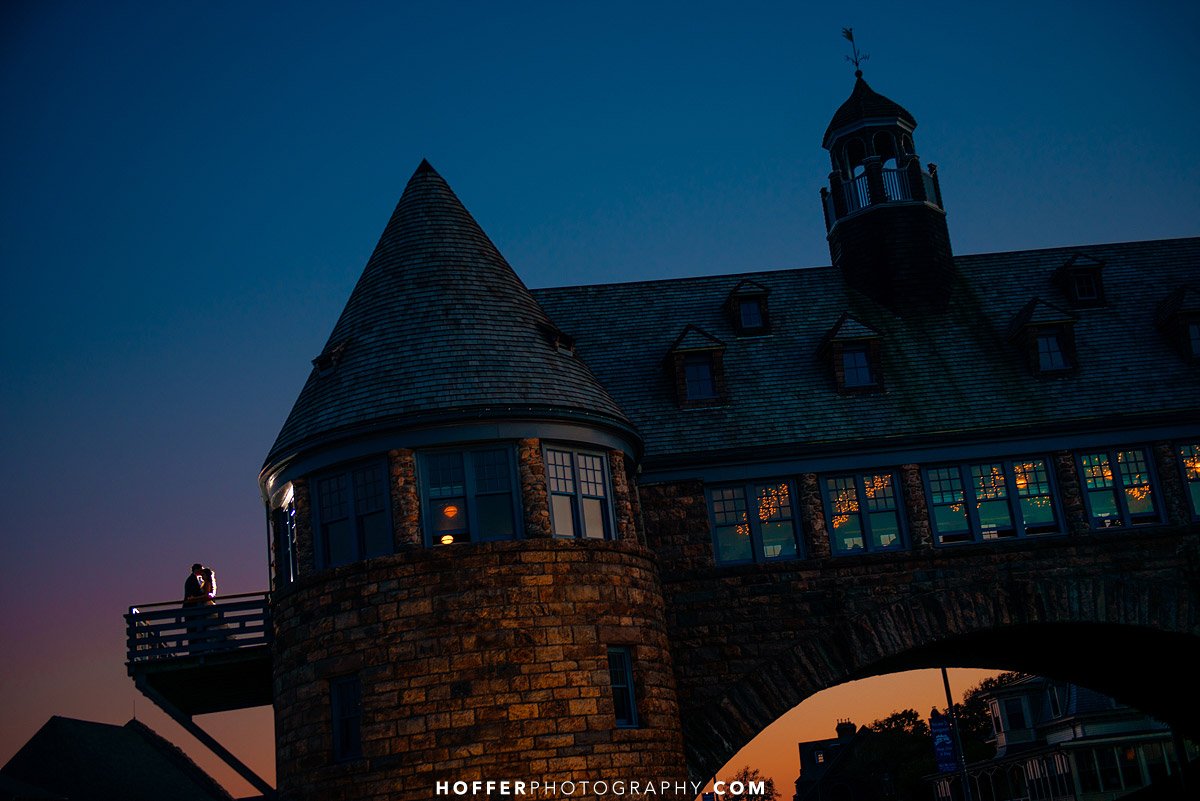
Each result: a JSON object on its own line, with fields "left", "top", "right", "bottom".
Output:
{"left": 1036, "top": 331, "right": 1070, "bottom": 372}
{"left": 726, "top": 280, "right": 770, "bottom": 335}
{"left": 1009, "top": 299, "right": 1077, "bottom": 376}
{"left": 1156, "top": 286, "right": 1200, "bottom": 363}
{"left": 820, "top": 313, "right": 883, "bottom": 393}
{"left": 312, "top": 338, "right": 351, "bottom": 376}
{"left": 841, "top": 345, "right": 876, "bottom": 387}
{"left": 667, "top": 326, "right": 727, "bottom": 406}
{"left": 683, "top": 353, "right": 718, "bottom": 400}
{"left": 1056, "top": 253, "right": 1106, "bottom": 307}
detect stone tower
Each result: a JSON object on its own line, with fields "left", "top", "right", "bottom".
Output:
{"left": 260, "top": 161, "right": 688, "bottom": 800}
{"left": 819, "top": 70, "right": 955, "bottom": 312}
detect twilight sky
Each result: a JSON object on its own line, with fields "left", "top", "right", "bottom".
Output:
{"left": 2, "top": 1, "right": 1198, "bottom": 796}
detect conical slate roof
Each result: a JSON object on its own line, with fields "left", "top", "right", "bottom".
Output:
{"left": 265, "top": 161, "right": 634, "bottom": 467}
{"left": 823, "top": 73, "right": 917, "bottom": 148}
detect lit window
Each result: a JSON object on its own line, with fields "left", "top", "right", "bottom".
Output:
{"left": 330, "top": 675, "right": 362, "bottom": 762}
{"left": 683, "top": 353, "right": 718, "bottom": 401}
{"left": 841, "top": 346, "right": 876, "bottom": 387}
{"left": 1180, "top": 444, "right": 1200, "bottom": 518}
{"left": 314, "top": 460, "right": 392, "bottom": 568}
{"left": 707, "top": 480, "right": 800, "bottom": 564}
{"left": 419, "top": 448, "right": 520, "bottom": 545}
{"left": 1036, "top": 333, "right": 1070, "bottom": 372}
{"left": 822, "top": 472, "right": 905, "bottom": 554}
{"left": 607, "top": 646, "right": 638, "bottom": 728}
{"left": 1078, "top": 448, "right": 1160, "bottom": 528}
{"left": 545, "top": 447, "right": 611, "bottom": 539}
{"left": 924, "top": 458, "right": 1061, "bottom": 545}
{"left": 816, "top": 751, "right": 825, "bottom": 764}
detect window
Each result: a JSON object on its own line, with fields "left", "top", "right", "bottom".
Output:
{"left": 1003, "top": 698, "right": 1027, "bottom": 730}
{"left": 815, "top": 751, "right": 825, "bottom": 764}
{"left": 822, "top": 472, "right": 905, "bottom": 554}
{"left": 607, "top": 647, "right": 638, "bottom": 728}
{"left": 739, "top": 298, "right": 765, "bottom": 331}
{"left": 1077, "top": 448, "right": 1161, "bottom": 527}
{"left": 1190, "top": 321, "right": 1200, "bottom": 358}
{"left": 314, "top": 460, "right": 391, "bottom": 568}
{"left": 420, "top": 448, "right": 520, "bottom": 545}
{"left": 1057, "top": 254, "right": 1105, "bottom": 307}
{"left": 545, "top": 448, "right": 611, "bottom": 539}
{"left": 1180, "top": 444, "right": 1200, "bottom": 518}
{"left": 708, "top": 480, "right": 800, "bottom": 564}
{"left": 727, "top": 280, "right": 770, "bottom": 335}
{"left": 924, "top": 458, "right": 1061, "bottom": 545}
{"left": 1035, "top": 332, "right": 1070, "bottom": 371}
{"left": 330, "top": 675, "right": 362, "bottom": 762}
{"left": 841, "top": 346, "right": 876, "bottom": 387}
{"left": 683, "top": 353, "right": 718, "bottom": 401}
{"left": 1047, "top": 685, "right": 1062, "bottom": 718}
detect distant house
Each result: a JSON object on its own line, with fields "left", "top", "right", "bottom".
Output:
{"left": 793, "top": 720, "right": 887, "bottom": 801}
{"left": 931, "top": 676, "right": 1193, "bottom": 800}
{"left": 0, "top": 716, "right": 233, "bottom": 801}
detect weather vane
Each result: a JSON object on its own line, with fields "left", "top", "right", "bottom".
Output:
{"left": 842, "top": 27, "right": 868, "bottom": 76}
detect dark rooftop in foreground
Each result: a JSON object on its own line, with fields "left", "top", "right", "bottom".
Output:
{"left": 0, "top": 716, "right": 233, "bottom": 801}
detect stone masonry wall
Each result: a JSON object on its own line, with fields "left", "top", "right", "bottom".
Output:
{"left": 273, "top": 539, "right": 688, "bottom": 801}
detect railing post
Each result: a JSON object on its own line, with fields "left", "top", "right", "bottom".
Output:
{"left": 864, "top": 156, "right": 886, "bottom": 205}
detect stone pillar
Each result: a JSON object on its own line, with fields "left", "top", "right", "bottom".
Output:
{"left": 899, "top": 464, "right": 933, "bottom": 550}
{"left": 799, "top": 473, "right": 831, "bottom": 559}
{"left": 1153, "top": 442, "right": 1190, "bottom": 526}
{"left": 609, "top": 450, "right": 639, "bottom": 543}
{"left": 389, "top": 448, "right": 421, "bottom": 546}
{"left": 518, "top": 438, "right": 552, "bottom": 538}
{"left": 1052, "top": 451, "right": 1090, "bottom": 536}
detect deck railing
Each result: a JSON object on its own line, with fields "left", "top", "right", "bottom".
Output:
{"left": 126, "top": 591, "right": 271, "bottom": 663}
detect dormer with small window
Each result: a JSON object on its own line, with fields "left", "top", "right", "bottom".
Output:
{"left": 1055, "top": 253, "right": 1106, "bottom": 307}
{"left": 312, "top": 338, "right": 352, "bottom": 376}
{"left": 820, "top": 313, "right": 884, "bottom": 393}
{"left": 667, "top": 325, "right": 726, "bottom": 407}
{"left": 1156, "top": 286, "right": 1200, "bottom": 364}
{"left": 1008, "top": 299, "right": 1078, "bottom": 376}
{"left": 726, "top": 280, "right": 771, "bottom": 335}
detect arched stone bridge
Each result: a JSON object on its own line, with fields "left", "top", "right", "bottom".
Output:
{"left": 640, "top": 480, "right": 1200, "bottom": 781}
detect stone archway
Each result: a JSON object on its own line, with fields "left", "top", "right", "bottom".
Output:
{"left": 680, "top": 574, "right": 1200, "bottom": 781}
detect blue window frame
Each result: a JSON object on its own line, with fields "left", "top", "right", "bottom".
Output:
{"left": 606, "top": 647, "right": 638, "bottom": 728}
{"left": 1181, "top": 444, "right": 1200, "bottom": 519}
{"left": 707, "top": 480, "right": 800, "bottom": 564}
{"left": 313, "top": 459, "right": 392, "bottom": 568}
{"left": 545, "top": 447, "right": 612, "bottom": 539}
{"left": 923, "top": 458, "right": 1061, "bottom": 545}
{"left": 1077, "top": 447, "right": 1161, "bottom": 528}
{"left": 330, "top": 674, "right": 362, "bottom": 762}
{"left": 419, "top": 447, "right": 521, "bottom": 545}
{"left": 822, "top": 471, "right": 905, "bottom": 554}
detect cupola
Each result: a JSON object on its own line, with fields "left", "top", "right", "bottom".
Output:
{"left": 820, "top": 71, "right": 955, "bottom": 313}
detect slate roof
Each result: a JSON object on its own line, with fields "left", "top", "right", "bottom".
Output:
{"left": 0, "top": 717, "right": 233, "bottom": 801}
{"left": 823, "top": 73, "right": 918, "bottom": 147}
{"left": 531, "top": 237, "right": 1200, "bottom": 469}
{"left": 266, "top": 161, "right": 634, "bottom": 467}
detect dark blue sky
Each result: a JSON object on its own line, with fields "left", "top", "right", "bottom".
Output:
{"left": 2, "top": 0, "right": 1197, "bottom": 793}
